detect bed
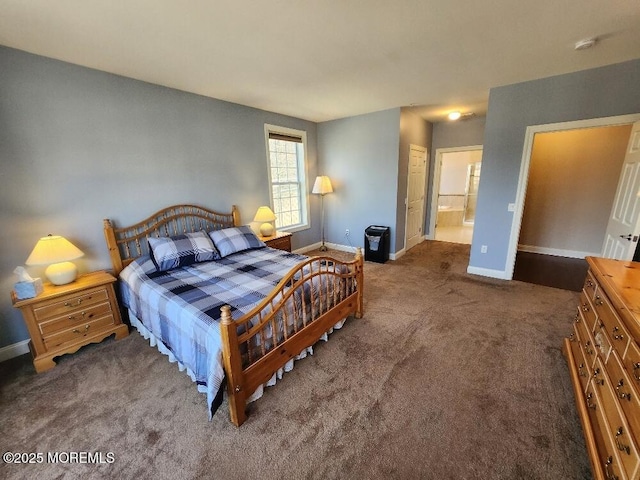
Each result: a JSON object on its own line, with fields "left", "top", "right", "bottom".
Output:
{"left": 103, "top": 204, "right": 364, "bottom": 426}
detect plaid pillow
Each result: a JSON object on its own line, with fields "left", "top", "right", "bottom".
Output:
{"left": 148, "top": 231, "right": 219, "bottom": 272}
{"left": 208, "top": 226, "right": 266, "bottom": 258}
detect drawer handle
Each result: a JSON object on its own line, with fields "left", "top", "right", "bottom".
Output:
{"left": 72, "top": 325, "right": 91, "bottom": 335}
{"left": 612, "top": 326, "right": 624, "bottom": 341}
{"left": 594, "top": 295, "right": 604, "bottom": 306}
{"left": 586, "top": 280, "right": 594, "bottom": 288}
{"left": 574, "top": 312, "right": 580, "bottom": 322}
{"left": 64, "top": 298, "right": 83, "bottom": 307}
{"left": 617, "top": 379, "right": 632, "bottom": 401}
{"left": 593, "top": 368, "right": 604, "bottom": 386}
{"left": 615, "top": 427, "right": 631, "bottom": 455}
{"left": 582, "top": 303, "right": 590, "bottom": 312}
{"left": 586, "top": 392, "right": 597, "bottom": 410}
{"left": 569, "top": 333, "right": 576, "bottom": 342}
{"left": 585, "top": 341, "right": 594, "bottom": 356}
{"left": 67, "top": 311, "right": 87, "bottom": 321}
{"left": 578, "top": 363, "right": 587, "bottom": 378}
{"left": 604, "top": 456, "right": 619, "bottom": 480}
{"left": 634, "top": 363, "right": 640, "bottom": 381}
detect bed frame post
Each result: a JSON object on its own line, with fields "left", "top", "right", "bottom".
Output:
{"left": 355, "top": 247, "right": 364, "bottom": 318}
{"left": 231, "top": 205, "right": 241, "bottom": 227}
{"left": 219, "top": 305, "right": 247, "bottom": 426}
{"left": 103, "top": 219, "right": 124, "bottom": 276}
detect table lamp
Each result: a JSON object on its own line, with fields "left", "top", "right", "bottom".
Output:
{"left": 26, "top": 234, "right": 85, "bottom": 285}
{"left": 254, "top": 206, "right": 277, "bottom": 236}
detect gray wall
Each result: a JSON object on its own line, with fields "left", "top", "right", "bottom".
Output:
{"left": 0, "top": 46, "right": 320, "bottom": 348}
{"left": 397, "top": 108, "right": 432, "bottom": 251}
{"left": 318, "top": 109, "right": 401, "bottom": 254}
{"left": 427, "top": 116, "right": 486, "bottom": 235}
{"left": 470, "top": 58, "right": 640, "bottom": 274}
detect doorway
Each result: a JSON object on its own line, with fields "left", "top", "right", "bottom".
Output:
{"left": 506, "top": 113, "right": 640, "bottom": 281}
{"left": 430, "top": 146, "right": 483, "bottom": 245}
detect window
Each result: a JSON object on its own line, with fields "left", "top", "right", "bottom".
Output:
{"left": 264, "top": 125, "right": 309, "bottom": 231}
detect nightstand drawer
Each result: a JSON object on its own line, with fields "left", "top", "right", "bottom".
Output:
{"left": 267, "top": 236, "right": 291, "bottom": 251}
{"left": 38, "top": 301, "right": 113, "bottom": 336}
{"left": 33, "top": 287, "right": 109, "bottom": 322}
{"left": 43, "top": 313, "right": 116, "bottom": 351}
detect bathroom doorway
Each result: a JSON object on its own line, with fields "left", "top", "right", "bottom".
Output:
{"left": 430, "top": 146, "right": 483, "bottom": 245}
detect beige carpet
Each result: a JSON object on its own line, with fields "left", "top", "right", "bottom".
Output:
{"left": 0, "top": 241, "right": 591, "bottom": 479}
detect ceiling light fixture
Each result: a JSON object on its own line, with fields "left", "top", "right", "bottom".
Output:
{"left": 574, "top": 37, "right": 597, "bottom": 51}
{"left": 448, "top": 111, "right": 461, "bottom": 121}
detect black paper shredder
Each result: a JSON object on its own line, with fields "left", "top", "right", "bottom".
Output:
{"left": 364, "top": 226, "right": 390, "bottom": 263}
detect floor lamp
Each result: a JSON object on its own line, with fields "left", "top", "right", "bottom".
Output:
{"left": 312, "top": 175, "right": 333, "bottom": 251}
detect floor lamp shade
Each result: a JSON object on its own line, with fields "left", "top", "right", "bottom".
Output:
{"left": 253, "top": 206, "right": 277, "bottom": 236}
{"left": 25, "top": 235, "right": 84, "bottom": 285}
{"left": 312, "top": 176, "right": 333, "bottom": 251}
{"left": 312, "top": 176, "right": 333, "bottom": 195}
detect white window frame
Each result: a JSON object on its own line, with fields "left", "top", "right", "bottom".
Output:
{"left": 264, "top": 124, "right": 310, "bottom": 233}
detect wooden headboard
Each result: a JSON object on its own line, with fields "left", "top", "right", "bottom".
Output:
{"left": 103, "top": 204, "right": 241, "bottom": 276}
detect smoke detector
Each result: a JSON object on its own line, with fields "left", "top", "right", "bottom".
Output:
{"left": 574, "top": 38, "right": 597, "bottom": 51}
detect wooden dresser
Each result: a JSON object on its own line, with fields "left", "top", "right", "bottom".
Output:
{"left": 259, "top": 231, "right": 292, "bottom": 252}
{"left": 12, "top": 271, "right": 129, "bottom": 373}
{"left": 563, "top": 257, "right": 640, "bottom": 480}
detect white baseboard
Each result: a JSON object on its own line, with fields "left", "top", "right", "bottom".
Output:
{"left": 0, "top": 339, "right": 30, "bottom": 363}
{"left": 297, "top": 241, "right": 404, "bottom": 262}
{"left": 293, "top": 242, "right": 322, "bottom": 254}
{"left": 518, "top": 244, "right": 599, "bottom": 259}
{"left": 390, "top": 248, "right": 405, "bottom": 260}
{"left": 467, "top": 265, "right": 511, "bottom": 280}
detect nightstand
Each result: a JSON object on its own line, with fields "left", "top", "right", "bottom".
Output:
{"left": 259, "top": 231, "right": 292, "bottom": 252}
{"left": 11, "top": 271, "right": 129, "bottom": 373}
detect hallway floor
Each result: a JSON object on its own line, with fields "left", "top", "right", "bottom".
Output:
{"left": 434, "top": 225, "right": 474, "bottom": 245}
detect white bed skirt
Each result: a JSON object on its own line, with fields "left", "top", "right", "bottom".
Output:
{"left": 127, "top": 310, "right": 347, "bottom": 411}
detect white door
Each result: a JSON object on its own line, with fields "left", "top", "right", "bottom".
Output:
{"left": 406, "top": 145, "right": 428, "bottom": 250}
{"left": 602, "top": 121, "right": 640, "bottom": 260}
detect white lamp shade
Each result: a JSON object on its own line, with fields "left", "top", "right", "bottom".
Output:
{"left": 312, "top": 176, "right": 333, "bottom": 195}
{"left": 25, "top": 235, "right": 84, "bottom": 285}
{"left": 253, "top": 206, "right": 277, "bottom": 222}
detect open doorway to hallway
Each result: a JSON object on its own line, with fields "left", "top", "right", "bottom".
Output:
{"left": 431, "top": 147, "right": 483, "bottom": 245}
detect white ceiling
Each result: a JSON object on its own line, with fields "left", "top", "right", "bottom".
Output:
{"left": 1, "top": 1, "right": 639, "bottom": 123}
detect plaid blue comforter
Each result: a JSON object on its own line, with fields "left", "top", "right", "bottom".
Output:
{"left": 119, "top": 247, "right": 308, "bottom": 419}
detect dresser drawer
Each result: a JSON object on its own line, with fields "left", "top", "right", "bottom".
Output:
{"left": 576, "top": 309, "right": 598, "bottom": 369}
{"left": 594, "top": 292, "right": 631, "bottom": 357}
{"left": 607, "top": 350, "right": 640, "bottom": 445}
{"left": 622, "top": 341, "right": 640, "bottom": 392}
{"left": 586, "top": 384, "right": 626, "bottom": 480}
{"left": 38, "top": 301, "right": 113, "bottom": 336}
{"left": 579, "top": 290, "right": 598, "bottom": 332}
{"left": 593, "top": 357, "right": 640, "bottom": 479}
{"left": 569, "top": 321, "right": 591, "bottom": 392}
{"left": 43, "top": 313, "right": 116, "bottom": 351}
{"left": 33, "top": 287, "right": 110, "bottom": 322}
{"left": 583, "top": 271, "right": 597, "bottom": 300}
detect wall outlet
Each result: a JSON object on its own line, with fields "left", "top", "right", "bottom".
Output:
{"left": 345, "top": 229, "right": 350, "bottom": 237}
{"left": 481, "top": 245, "right": 488, "bottom": 253}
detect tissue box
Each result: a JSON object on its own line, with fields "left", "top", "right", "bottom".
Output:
{"left": 14, "top": 278, "right": 44, "bottom": 300}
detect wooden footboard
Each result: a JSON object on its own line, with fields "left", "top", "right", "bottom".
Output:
{"left": 220, "top": 249, "right": 364, "bottom": 426}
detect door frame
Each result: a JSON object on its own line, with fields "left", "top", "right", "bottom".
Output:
{"left": 505, "top": 113, "right": 640, "bottom": 279}
{"left": 427, "top": 145, "right": 483, "bottom": 240}
{"left": 404, "top": 144, "right": 428, "bottom": 251}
